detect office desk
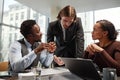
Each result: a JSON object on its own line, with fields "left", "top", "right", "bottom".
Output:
{"left": 42, "top": 72, "right": 83, "bottom": 80}
{"left": 0, "top": 67, "right": 82, "bottom": 80}
{"left": 0, "top": 67, "right": 120, "bottom": 80}
{"left": 41, "top": 67, "right": 82, "bottom": 80}
{"left": 40, "top": 67, "right": 120, "bottom": 80}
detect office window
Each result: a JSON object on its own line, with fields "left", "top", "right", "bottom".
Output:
{"left": 0, "top": 0, "right": 3, "bottom": 23}
{"left": 0, "top": 25, "right": 21, "bottom": 61}
{"left": 0, "top": 0, "right": 48, "bottom": 61}
{"left": 95, "top": 7, "right": 120, "bottom": 41}
{"left": 21, "top": 12, "right": 24, "bottom": 19}
{"left": 15, "top": 13, "right": 19, "bottom": 20}
{"left": 77, "top": 7, "right": 120, "bottom": 48}
{"left": 10, "top": 14, "right": 13, "bottom": 21}
{"left": 77, "top": 11, "right": 94, "bottom": 48}
{"left": 33, "top": 13, "right": 37, "bottom": 19}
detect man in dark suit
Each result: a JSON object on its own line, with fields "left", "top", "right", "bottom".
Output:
{"left": 47, "top": 5, "right": 84, "bottom": 67}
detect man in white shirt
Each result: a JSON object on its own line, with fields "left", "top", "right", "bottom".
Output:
{"left": 8, "top": 20, "right": 56, "bottom": 75}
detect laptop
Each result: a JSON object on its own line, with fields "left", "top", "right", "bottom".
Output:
{"left": 61, "top": 58, "right": 102, "bottom": 80}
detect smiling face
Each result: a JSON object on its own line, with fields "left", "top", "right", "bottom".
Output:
{"left": 61, "top": 16, "right": 74, "bottom": 29}
{"left": 92, "top": 23, "right": 108, "bottom": 40}
{"left": 29, "top": 24, "right": 42, "bottom": 42}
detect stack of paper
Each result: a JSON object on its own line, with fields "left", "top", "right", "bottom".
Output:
{"left": 41, "top": 67, "right": 69, "bottom": 76}
{"left": 18, "top": 72, "right": 36, "bottom": 80}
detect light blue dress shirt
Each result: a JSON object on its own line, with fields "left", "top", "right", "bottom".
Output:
{"left": 8, "top": 39, "right": 53, "bottom": 72}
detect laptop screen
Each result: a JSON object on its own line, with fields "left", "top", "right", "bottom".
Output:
{"left": 62, "top": 58, "right": 102, "bottom": 80}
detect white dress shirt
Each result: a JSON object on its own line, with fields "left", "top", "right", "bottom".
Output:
{"left": 8, "top": 39, "right": 53, "bottom": 72}
{"left": 61, "top": 21, "right": 66, "bottom": 41}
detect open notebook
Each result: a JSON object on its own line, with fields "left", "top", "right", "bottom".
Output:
{"left": 62, "top": 58, "right": 102, "bottom": 80}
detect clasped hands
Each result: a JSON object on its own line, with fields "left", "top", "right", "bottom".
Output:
{"left": 34, "top": 42, "right": 56, "bottom": 54}
{"left": 85, "top": 43, "right": 104, "bottom": 55}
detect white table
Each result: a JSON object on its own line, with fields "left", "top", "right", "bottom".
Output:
{"left": 1, "top": 67, "right": 120, "bottom": 80}
{"left": 40, "top": 67, "right": 83, "bottom": 80}
{"left": 40, "top": 67, "right": 120, "bottom": 80}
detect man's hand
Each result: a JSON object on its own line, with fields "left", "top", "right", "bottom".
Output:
{"left": 34, "top": 43, "right": 48, "bottom": 54}
{"left": 47, "top": 42, "right": 56, "bottom": 53}
{"left": 53, "top": 55, "right": 64, "bottom": 66}
{"left": 34, "top": 42, "right": 56, "bottom": 54}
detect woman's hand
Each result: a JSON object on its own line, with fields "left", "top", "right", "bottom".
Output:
{"left": 85, "top": 43, "right": 104, "bottom": 55}
{"left": 90, "top": 44, "right": 104, "bottom": 52}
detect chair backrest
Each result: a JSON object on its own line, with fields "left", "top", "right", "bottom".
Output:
{"left": 0, "top": 61, "right": 8, "bottom": 71}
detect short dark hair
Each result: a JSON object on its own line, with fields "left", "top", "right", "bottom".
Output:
{"left": 20, "top": 20, "right": 36, "bottom": 38}
{"left": 57, "top": 5, "right": 77, "bottom": 21}
{"left": 96, "top": 20, "right": 118, "bottom": 40}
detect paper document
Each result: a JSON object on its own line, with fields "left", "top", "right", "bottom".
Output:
{"left": 41, "top": 67, "right": 69, "bottom": 76}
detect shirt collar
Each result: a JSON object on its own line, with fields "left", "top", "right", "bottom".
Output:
{"left": 24, "top": 38, "right": 32, "bottom": 48}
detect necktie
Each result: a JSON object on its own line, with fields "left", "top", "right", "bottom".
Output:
{"left": 65, "top": 29, "right": 68, "bottom": 41}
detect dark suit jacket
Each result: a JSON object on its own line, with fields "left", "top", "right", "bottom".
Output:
{"left": 47, "top": 17, "right": 84, "bottom": 58}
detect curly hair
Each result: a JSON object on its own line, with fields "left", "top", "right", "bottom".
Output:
{"left": 20, "top": 20, "right": 36, "bottom": 38}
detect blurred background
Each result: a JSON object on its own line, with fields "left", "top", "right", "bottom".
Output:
{"left": 0, "top": 0, "right": 120, "bottom": 61}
